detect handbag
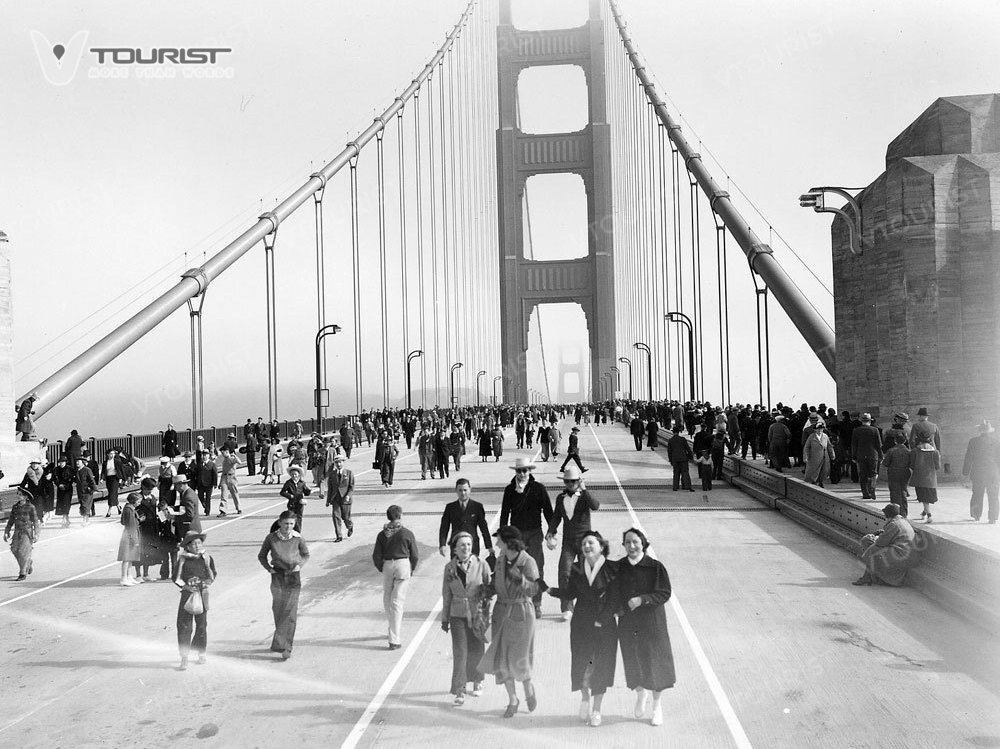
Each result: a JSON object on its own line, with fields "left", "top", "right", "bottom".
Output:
{"left": 183, "top": 589, "right": 205, "bottom": 615}
{"left": 471, "top": 598, "right": 491, "bottom": 643}
{"left": 372, "top": 460, "right": 380, "bottom": 470}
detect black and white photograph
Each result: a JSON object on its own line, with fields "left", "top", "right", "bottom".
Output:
{"left": 1, "top": 0, "right": 999, "bottom": 746}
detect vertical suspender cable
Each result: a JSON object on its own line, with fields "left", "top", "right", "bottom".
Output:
{"left": 689, "top": 173, "right": 704, "bottom": 400}
{"left": 440, "top": 55, "right": 452, "bottom": 392}
{"left": 414, "top": 88, "right": 427, "bottom": 408}
{"left": 312, "top": 178, "right": 327, "bottom": 412}
{"left": 714, "top": 221, "right": 731, "bottom": 404}
{"left": 349, "top": 156, "right": 363, "bottom": 414}
{"left": 448, "top": 43, "right": 461, "bottom": 395}
{"left": 376, "top": 129, "right": 389, "bottom": 409}
{"left": 670, "top": 145, "right": 685, "bottom": 399}
{"left": 397, "top": 108, "right": 410, "bottom": 394}
{"left": 427, "top": 73, "right": 441, "bottom": 403}
{"left": 658, "top": 123, "right": 672, "bottom": 398}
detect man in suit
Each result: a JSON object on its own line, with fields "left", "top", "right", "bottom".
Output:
{"left": 851, "top": 413, "right": 884, "bottom": 500}
{"left": 245, "top": 433, "right": 258, "bottom": 476}
{"left": 667, "top": 427, "right": 695, "bottom": 491}
{"left": 339, "top": 421, "right": 354, "bottom": 459}
{"left": 438, "top": 478, "right": 493, "bottom": 558}
{"left": 326, "top": 453, "right": 355, "bottom": 542}
{"left": 629, "top": 415, "right": 645, "bottom": 451}
{"left": 172, "top": 474, "right": 202, "bottom": 538}
{"left": 195, "top": 450, "right": 218, "bottom": 516}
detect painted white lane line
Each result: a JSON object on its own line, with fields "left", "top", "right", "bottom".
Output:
{"left": 588, "top": 424, "right": 754, "bottom": 749}
{"left": 341, "top": 431, "right": 531, "bottom": 749}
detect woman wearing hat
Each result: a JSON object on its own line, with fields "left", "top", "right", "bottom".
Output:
{"left": 118, "top": 489, "right": 143, "bottom": 586}
{"left": 54, "top": 455, "right": 76, "bottom": 528}
{"left": 477, "top": 427, "right": 493, "bottom": 462}
{"left": 134, "top": 478, "right": 165, "bottom": 581}
{"left": 545, "top": 530, "right": 618, "bottom": 727}
{"left": 18, "top": 460, "right": 48, "bottom": 525}
{"left": 478, "top": 525, "right": 544, "bottom": 718}
{"left": 490, "top": 425, "right": 504, "bottom": 463}
{"left": 4, "top": 488, "right": 40, "bottom": 580}
{"left": 173, "top": 530, "right": 217, "bottom": 670}
{"left": 258, "top": 510, "right": 310, "bottom": 660}
{"left": 441, "top": 531, "right": 493, "bottom": 706}
{"left": 803, "top": 422, "right": 835, "bottom": 487}
{"left": 280, "top": 465, "right": 311, "bottom": 532}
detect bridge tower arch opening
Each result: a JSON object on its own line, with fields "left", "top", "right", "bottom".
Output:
{"left": 524, "top": 302, "right": 591, "bottom": 404}
{"left": 496, "top": 0, "right": 615, "bottom": 404}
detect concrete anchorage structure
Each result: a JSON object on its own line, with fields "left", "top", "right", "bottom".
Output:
{"left": 495, "top": 0, "right": 615, "bottom": 404}
{"left": 833, "top": 93, "right": 1000, "bottom": 473}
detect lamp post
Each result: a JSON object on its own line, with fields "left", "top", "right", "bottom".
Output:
{"left": 618, "top": 356, "right": 633, "bottom": 400}
{"left": 315, "top": 324, "right": 342, "bottom": 426}
{"left": 406, "top": 350, "right": 423, "bottom": 410}
{"left": 493, "top": 375, "right": 502, "bottom": 406}
{"left": 449, "top": 362, "right": 463, "bottom": 408}
{"left": 799, "top": 186, "right": 866, "bottom": 256}
{"left": 610, "top": 365, "right": 620, "bottom": 397}
{"left": 476, "top": 370, "right": 486, "bottom": 408}
{"left": 633, "top": 342, "right": 652, "bottom": 401}
{"left": 666, "top": 312, "right": 696, "bottom": 401}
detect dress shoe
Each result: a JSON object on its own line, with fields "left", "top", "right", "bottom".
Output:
{"left": 852, "top": 575, "right": 873, "bottom": 586}
{"left": 471, "top": 682, "right": 483, "bottom": 697}
{"left": 503, "top": 699, "right": 519, "bottom": 718}
{"left": 281, "top": 649, "right": 291, "bottom": 660}
{"left": 348, "top": 528, "right": 353, "bottom": 538}
{"left": 16, "top": 574, "right": 26, "bottom": 581}
{"left": 334, "top": 538, "right": 343, "bottom": 543}
{"left": 388, "top": 643, "right": 402, "bottom": 651}
{"left": 525, "top": 686, "right": 537, "bottom": 712}
{"left": 453, "top": 692, "right": 465, "bottom": 707}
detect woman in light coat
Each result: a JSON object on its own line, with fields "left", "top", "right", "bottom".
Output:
{"left": 478, "top": 526, "right": 542, "bottom": 718}
{"left": 267, "top": 439, "right": 285, "bottom": 485}
{"left": 803, "top": 423, "right": 835, "bottom": 487}
{"left": 441, "top": 531, "right": 493, "bottom": 705}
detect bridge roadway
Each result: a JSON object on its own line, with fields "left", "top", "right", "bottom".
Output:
{"left": 2, "top": 421, "right": 999, "bottom": 748}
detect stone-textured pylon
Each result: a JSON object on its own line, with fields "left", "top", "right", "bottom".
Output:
{"left": 833, "top": 94, "right": 1000, "bottom": 472}
{"left": 495, "top": 0, "right": 615, "bottom": 403}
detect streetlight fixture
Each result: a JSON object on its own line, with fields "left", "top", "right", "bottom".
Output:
{"left": 799, "top": 186, "right": 865, "bottom": 256}
{"left": 449, "top": 362, "right": 463, "bottom": 408}
{"left": 493, "top": 375, "right": 502, "bottom": 406}
{"left": 406, "top": 350, "right": 423, "bottom": 410}
{"left": 618, "top": 356, "right": 633, "bottom": 400}
{"left": 666, "top": 312, "right": 696, "bottom": 401}
{"left": 610, "top": 365, "right": 620, "bottom": 397}
{"left": 476, "top": 370, "right": 487, "bottom": 408}
{"left": 633, "top": 342, "right": 652, "bottom": 401}
{"left": 315, "top": 324, "right": 342, "bottom": 426}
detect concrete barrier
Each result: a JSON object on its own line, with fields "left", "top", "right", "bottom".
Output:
{"left": 721, "top": 452, "right": 1000, "bottom": 633}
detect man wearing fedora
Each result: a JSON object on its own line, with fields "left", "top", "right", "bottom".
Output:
{"left": 963, "top": 420, "right": 1000, "bottom": 523}
{"left": 546, "top": 465, "right": 600, "bottom": 621}
{"left": 910, "top": 407, "right": 941, "bottom": 451}
{"left": 500, "top": 456, "right": 553, "bottom": 619}
{"left": 172, "top": 474, "right": 202, "bottom": 539}
{"left": 326, "top": 453, "right": 355, "bottom": 542}
{"left": 559, "top": 426, "right": 588, "bottom": 474}
{"left": 851, "top": 413, "right": 884, "bottom": 501}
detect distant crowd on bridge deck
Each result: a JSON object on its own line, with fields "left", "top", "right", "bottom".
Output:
{"left": 9, "top": 397, "right": 997, "bottom": 719}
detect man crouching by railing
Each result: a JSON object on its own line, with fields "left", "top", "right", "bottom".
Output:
{"left": 852, "top": 504, "right": 917, "bottom": 586}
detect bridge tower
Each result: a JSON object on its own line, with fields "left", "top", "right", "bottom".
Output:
{"left": 496, "top": 0, "right": 615, "bottom": 404}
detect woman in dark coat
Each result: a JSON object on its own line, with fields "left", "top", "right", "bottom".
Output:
{"left": 546, "top": 530, "right": 619, "bottom": 727}
{"left": 617, "top": 527, "right": 675, "bottom": 727}
{"left": 54, "top": 455, "right": 76, "bottom": 527}
{"left": 645, "top": 420, "right": 659, "bottom": 450}
{"left": 134, "top": 478, "right": 164, "bottom": 581}
{"left": 477, "top": 428, "right": 492, "bottom": 461}
{"left": 18, "top": 461, "right": 48, "bottom": 524}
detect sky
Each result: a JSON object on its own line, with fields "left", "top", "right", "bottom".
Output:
{"left": 3, "top": 0, "right": 999, "bottom": 442}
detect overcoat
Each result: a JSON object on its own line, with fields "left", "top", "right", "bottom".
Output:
{"left": 548, "top": 558, "right": 619, "bottom": 692}
{"left": 803, "top": 431, "right": 835, "bottom": 484}
{"left": 909, "top": 444, "right": 941, "bottom": 488}
{"left": 478, "top": 550, "right": 540, "bottom": 683}
{"left": 616, "top": 554, "right": 676, "bottom": 691}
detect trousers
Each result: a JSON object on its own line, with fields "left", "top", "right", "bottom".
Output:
{"left": 382, "top": 559, "right": 412, "bottom": 646}
{"left": 671, "top": 461, "right": 692, "bottom": 490}
{"left": 857, "top": 457, "right": 879, "bottom": 499}
{"left": 177, "top": 590, "right": 208, "bottom": 657}
{"left": 971, "top": 479, "right": 1000, "bottom": 522}
{"left": 450, "top": 617, "right": 485, "bottom": 694}
{"left": 331, "top": 499, "right": 353, "bottom": 539}
{"left": 219, "top": 475, "right": 240, "bottom": 513}
{"left": 557, "top": 547, "right": 578, "bottom": 613}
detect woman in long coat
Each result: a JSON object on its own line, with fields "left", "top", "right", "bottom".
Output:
{"left": 646, "top": 420, "right": 659, "bottom": 450}
{"left": 18, "top": 461, "right": 48, "bottom": 524}
{"left": 546, "top": 530, "right": 619, "bottom": 727}
{"left": 803, "top": 423, "right": 835, "bottom": 487}
{"left": 477, "top": 428, "right": 492, "bottom": 461}
{"left": 910, "top": 437, "right": 941, "bottom": 522}
{"left": 134, "top": 478, "right": 164, "bottom": 580}
{"left": 441, "top": 531, "right": 493, "bottom": 705}
{"left": 478, "top": 526, "right": 541, "bottom": 718}
{"left": 117, "top": 492, "right": 142, "bottom": 586}
{"left": 491, "top": 427, "right": 504, "bottom": 463}
{"left": 54, "top": 455, "right": 76, "bottom": 527}
{"left": 617, "top": 527, "right": 675, "bottom": 727}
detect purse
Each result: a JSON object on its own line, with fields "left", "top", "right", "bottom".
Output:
{"left": 372, "top": 460, "right": 380, "bottom": 470}
{"left": 183, "top": 589, "right": 205, "bottom": 615}
{"left": 471, "top": 598, "right": 491, "bottom": 643}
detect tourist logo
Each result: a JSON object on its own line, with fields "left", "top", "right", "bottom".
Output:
{"left": 30, "top": 31, "right": 234, "bottom": 84}
{"left": 30, "top": 30, "right": 89, "bottom": 86}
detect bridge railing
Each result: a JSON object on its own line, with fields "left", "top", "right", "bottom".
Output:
{"left": 40, "top": 416, "right": 353, "bottom": 464}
